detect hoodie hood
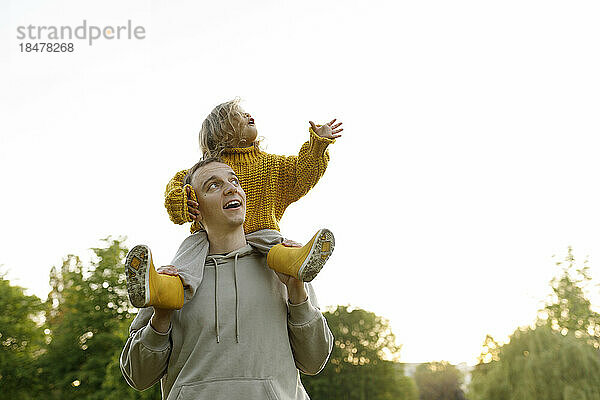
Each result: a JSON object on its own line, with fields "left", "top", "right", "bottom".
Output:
{"left": 206, "top": 244, "right": 254, "bottom": 263}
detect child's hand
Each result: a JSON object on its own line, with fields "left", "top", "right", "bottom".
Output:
{"left": 185, "top": 186, "right": 201, "bottom": 222}
{"left": 309, "top": 119, "right": 343, "bottom": 139}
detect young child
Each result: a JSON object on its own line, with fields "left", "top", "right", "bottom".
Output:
{"left": 125, "top": 98, "right": 343, "bottom": 310}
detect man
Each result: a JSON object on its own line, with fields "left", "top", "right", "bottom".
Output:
{"left": 120, "top": 157, "right": 334, "bottom": 399}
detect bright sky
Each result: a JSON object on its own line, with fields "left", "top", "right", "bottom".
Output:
{"left": 1, "top": 0, "right": 600, "bottom": 365}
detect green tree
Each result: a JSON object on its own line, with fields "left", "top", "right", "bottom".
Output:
{"left": 542, "top": 246, "right": 600, "bottom": 347}
{"left": 469, "top": 247, "right": 600, "bottom": 400}
{"left": 38, "top": 237, "right": 161, "bottom": 400}
{"left": 302, "top": 305, "right": 418, "bottom": 400}
{"left": 414, "top": 361, "right": 465, "bottom": 400}
{"left": 0, "top": 273, "right": 45, "bottom": 399}
{"left": 469, "top": 326, "right": 600, "bottom": 400}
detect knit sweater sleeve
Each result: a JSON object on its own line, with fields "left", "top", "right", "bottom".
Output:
{"left": 287, "top": 284, "right": 334, "bottom": 375}
{"left": 277, "top": 128, "right": 334, "bottom": 207}
{"left": 165, "top": 169, "right": 192, "bottom": 225}
{"left": 120, "top": 308, "right": 172, "bottom": 391}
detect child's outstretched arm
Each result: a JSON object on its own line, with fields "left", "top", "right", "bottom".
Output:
{"left": 278, "top": 118, "right": 344, "bottom": 206}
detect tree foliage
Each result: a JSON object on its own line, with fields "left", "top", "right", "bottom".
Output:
{"left": 414, "top": 361, "right": 465, "bottom": 400}
{"left": 0, "top": 274, "right": 45, "bottom": 399}
{"left": 302, "top": 305, "right": 418, "bottom": 400}
{"left": 542, "top": 246, "right": 600, "bottom": 347}
{"left": 469, "top": 326, "right": 600, "bottom": 400}
{"left": 2, "top": 237, "right": 161, "bottom": 400}
{"left": 469, "top": 247, "right": 600, "bottom": 400}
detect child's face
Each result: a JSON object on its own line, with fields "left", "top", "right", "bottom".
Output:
{"left": 230, "top": 107, "right": 258, "bottom": 147}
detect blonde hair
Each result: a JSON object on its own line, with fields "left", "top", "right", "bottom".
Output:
{"left": 199, "top": 98, "right": 254, "bottom": 158}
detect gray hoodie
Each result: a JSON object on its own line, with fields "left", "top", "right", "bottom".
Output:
{"left": 120, "top": 244, "right": 334, "bottom": 400}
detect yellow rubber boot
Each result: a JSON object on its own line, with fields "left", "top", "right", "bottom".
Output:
{"left": 125, "top": 245, "right": 184, "bottom": 309}
{"left": 266, "top": 228, "right": 335, "bottom": 282}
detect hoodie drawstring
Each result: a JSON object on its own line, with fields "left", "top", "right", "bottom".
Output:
{"left": 212, "top": 257, "right": 220, "bottom": 343}
{"left": 210, "top": 254, "right": 240, "bottom": 344}
{"left": 234, "top": 253, "right": 240, "bottom": 343}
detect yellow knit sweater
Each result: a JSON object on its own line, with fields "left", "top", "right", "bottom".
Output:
{"left": 165, "top": 128, "right": 334, "bottom": 234}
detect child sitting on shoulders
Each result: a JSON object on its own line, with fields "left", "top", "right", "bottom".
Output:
{"left": 125, "top": 98, "right": 343, "bottom": 310}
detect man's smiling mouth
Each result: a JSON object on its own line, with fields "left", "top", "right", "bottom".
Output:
{"left": 223, "top": 200, "right": 242, "bottom": 209}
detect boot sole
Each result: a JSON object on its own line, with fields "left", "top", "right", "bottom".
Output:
{"left": 125, "top": 245, "right": 151, "bottom": 308}
{"left": 298, "top": 228, "right": 335, "bottom": 282}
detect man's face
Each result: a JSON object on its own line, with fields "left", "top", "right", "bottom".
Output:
{"left": 191, "top": 162, "right": 246, "bottom": 231}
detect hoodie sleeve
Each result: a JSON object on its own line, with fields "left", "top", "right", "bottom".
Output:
{"left": 120, "top": 308, "right": 172, "bottom": 390}
{"left": 286, "top": 283, "right": 334, "bottom": 375}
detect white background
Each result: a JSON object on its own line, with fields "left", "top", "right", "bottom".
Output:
{"left": 1, "top": 0, "right": 599, "bottom": 364}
